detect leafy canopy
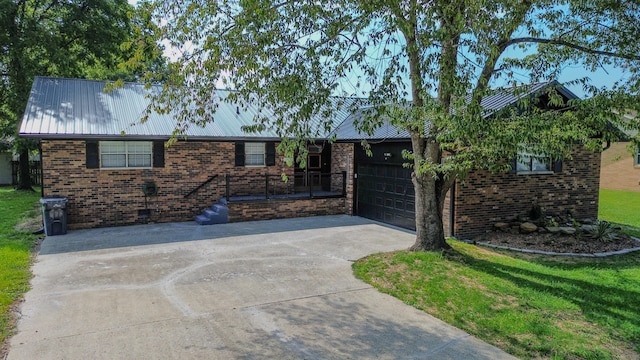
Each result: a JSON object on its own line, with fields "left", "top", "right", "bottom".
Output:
{"left": 140, "top": 0, "right": 639, "bottom": 169}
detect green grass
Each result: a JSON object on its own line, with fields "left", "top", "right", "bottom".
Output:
{"left": 599, "top": 189, "right": 640, "bottom": 228}
{"left": 0, "top": 187, "right": 41, "bottom": 348}
{"left": 353, "top": 242, "right": 640, "bottom": 359}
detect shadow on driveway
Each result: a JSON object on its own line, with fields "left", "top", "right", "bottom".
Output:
{"left": 40, "top": 215, "right": 414, "bottom": 255}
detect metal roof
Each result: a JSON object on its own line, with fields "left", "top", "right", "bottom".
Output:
{"left": 332, "top": 106, "right": 411, "bottom": 141}
{"left": 19, "top": 77, "right": 357, "bottom": 140}
{"left": 20, "top": 77, "right": 579, "bottom": 142}
{"left": 332, "top": 81, "right": 580, "bottom": 141}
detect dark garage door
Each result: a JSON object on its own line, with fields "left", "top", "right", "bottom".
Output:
{"left": 356, "top": 164, "right": 415, "bottom": 230}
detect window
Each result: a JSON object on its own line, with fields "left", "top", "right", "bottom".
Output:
{"left": 245, "top": 142, "right": 266, "bottom": 166}
{"left": 516, "top": 152, "right": 553, "bottom": 173}
{"left": 100, "top": 141, "right": 152, "bottom": 168}
{"left": 636, "top": 145, "right": 640, "bottom": 167}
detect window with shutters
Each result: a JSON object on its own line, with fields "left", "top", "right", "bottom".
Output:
{"left": 100, "top": 141, "right": 152, "bottom": 168}
{"left": 245, "top": 142, "right": 266, "bottom": 166}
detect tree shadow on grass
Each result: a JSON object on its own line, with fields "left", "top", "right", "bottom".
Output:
{"left": 444, "top": 247, "right": 640, "bottom": 336}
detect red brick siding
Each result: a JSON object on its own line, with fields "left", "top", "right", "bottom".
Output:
{"left": 453, "top": 146, "right": 601, "bottom": 239}
{"left": 228, "top": 198, "right": 346, "bottom": 222}
{"left": 40, "top": 139, "right": 341, "bottom": 229}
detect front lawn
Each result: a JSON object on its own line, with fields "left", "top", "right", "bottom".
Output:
{"left": 353, "top": 241, "right": 640, "bottom": 359}
{"left": 599, "top": 189, "right": 640, "bottom": 228}
{"left": 0, "top": 187, "right": 41, "bottom": 351}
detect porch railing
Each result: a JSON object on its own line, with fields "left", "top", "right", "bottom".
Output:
{"left": 223, "top": 171, "right": 347, "bottom": 201}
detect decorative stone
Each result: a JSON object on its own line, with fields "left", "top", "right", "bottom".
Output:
{"left": 546, "top": 227, "right": 561, "bottom": 234}
{"left": 520, "top": 222, "right": 538, "bottom": 233}
{"left": 559, "top": 227, "right": 577, "bottom": 235}
{"left": 494, "top": 222, "right": 509, "bottom": 230}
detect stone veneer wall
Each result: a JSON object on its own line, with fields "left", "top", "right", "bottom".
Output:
{"left": 41, "top": 139, "right": 349, "bottom": 229}
{"left": 331, "top": 142, "right": 355, "bottom": 215}
{"left": 453, "top": 146, "right": 601, "bottom": 239}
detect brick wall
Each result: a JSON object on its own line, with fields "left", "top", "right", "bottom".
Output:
{"left": 228, "top": 197, "right": 346, "bottom": 222}
{"left": 453, "top": 146, "right": 601, "bottom": 239}
{"left": 331, "top": 143, "right": 355, "bottom": 215}
{"left": 40, "top": 139, "right": 340, "bottom": 229}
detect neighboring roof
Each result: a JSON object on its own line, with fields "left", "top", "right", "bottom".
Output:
{"left": 332, "top": 81, "right": 580, "bottom": 141}
{"left": 19, "top": 77, "right": 358, "bottom": 140}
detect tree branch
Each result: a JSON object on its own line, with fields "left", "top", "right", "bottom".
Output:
{"left": 504, "top": 37, "right": 640, "bottom": 61}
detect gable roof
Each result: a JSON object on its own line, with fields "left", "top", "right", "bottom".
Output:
{"left": 19, "top": 77, "right": 579, "bottom": 142}
{"left": 332, "top": 81, "right": 580, "bottom": 141}
{"left": 19, "top": 77, "right": 358, "bottom": 140}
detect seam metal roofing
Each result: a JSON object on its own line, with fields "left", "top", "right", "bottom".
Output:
{"left": 19, "top": 77, "right": 578, "bottom": 141}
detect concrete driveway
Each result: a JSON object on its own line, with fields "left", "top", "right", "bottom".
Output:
{"left": 8, "top": 215, "right": 516, "bottom": 359}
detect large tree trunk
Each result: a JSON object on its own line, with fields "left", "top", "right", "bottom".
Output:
{"left": 409, "top": 171, "right": 449, "bottom": 251}
{"left": 16, "top": 148, "right": 33, "bottom": 191}
{"left": 408, "top": 135, "right": 451, "bottom": 251}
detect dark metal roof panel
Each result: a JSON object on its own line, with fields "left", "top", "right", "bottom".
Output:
{"left": 332, "top": 81, "right": 577, "bottom": 141}
{"left": 332, "top": 106, "right": 411, "bottom": 141}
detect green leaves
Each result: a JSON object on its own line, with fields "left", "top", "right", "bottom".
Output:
{"left": 1, "top": 0, "right": 135, "bottom": 139}
{"left": 142, "top": 0, "right": 640, "bottom": 249}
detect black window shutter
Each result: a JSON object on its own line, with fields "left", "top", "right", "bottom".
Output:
{"left": 86, "top": 141, "right": 99, "bottom": 168}
{"left": 153, "top": 141, "right": 165, "bottom": 168}
{"left": 235, "top": 141, "right": 245, "bottom": 166}
{"left": 553, "top": 159, "right": 562, "bottom": 173}
{"left": 265, "top": 142, "right": 276, "bottom": 166}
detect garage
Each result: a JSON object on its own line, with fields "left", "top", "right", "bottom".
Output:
{"left": 355, "top": 142, "right": 416, "bottom": 230}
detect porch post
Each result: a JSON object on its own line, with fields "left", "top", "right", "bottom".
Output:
{"left": 225, "top": 173, "right": 230, "bottom": 202}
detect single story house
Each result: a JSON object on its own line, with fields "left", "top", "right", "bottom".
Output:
{"left": 19, "top": 77, "right": 601, "bottom": 239}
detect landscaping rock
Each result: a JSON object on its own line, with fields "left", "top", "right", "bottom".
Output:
{"left": 494, "top": 222, "right": 509, "bottom": 231}
{"left": 520, "top": 222, "right": 538, "bottom": 233}
{"left": 559, "top": 227, "right": 577, "bottom": 235}
{"left": 546, "top": 226, "right": 561, "bottom": 234}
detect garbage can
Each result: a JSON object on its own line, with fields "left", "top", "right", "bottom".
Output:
{"left": 40, "top": 197, "right": 68, "bottom": 236}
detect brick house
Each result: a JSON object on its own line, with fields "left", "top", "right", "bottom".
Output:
{"left": 20, "top": 77, "right": 601, "bottom": 239}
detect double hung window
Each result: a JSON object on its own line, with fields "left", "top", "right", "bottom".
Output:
{"left": 100, "top": 141, "right": 152, "bottom": 168}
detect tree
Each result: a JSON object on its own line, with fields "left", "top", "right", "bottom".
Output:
{"left": 141, "top": 0, "right": 640, "bottom": 251}
{"left": 0, "top": 0, "right": 134, "bottom": 190}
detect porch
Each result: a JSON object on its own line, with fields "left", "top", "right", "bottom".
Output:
{"left": 187, "top": 171, "right": 347, "bottom": 202}
{"left": 188, "top": 172, "right": 349, "bottom": 224}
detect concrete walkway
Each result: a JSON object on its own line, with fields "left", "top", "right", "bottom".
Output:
{"left": 8, "top": 215, "right": 516, "bottom": 359}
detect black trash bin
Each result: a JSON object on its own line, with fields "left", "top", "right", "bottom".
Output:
{"left": 40, "top": 197, "right": 68, "bottom": 236}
